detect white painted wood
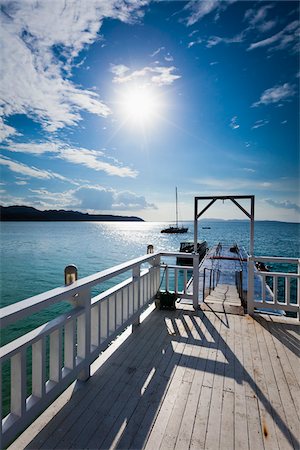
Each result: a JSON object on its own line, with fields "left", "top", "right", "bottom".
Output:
{"left": 285, "top": 276, "right": 290, "bottom": 305}
{"left": 49, "top": 329, "right": 62, "bottom": 383}
{"left": 165, "top": 265, "right": 169, "bottom": 291}
{"left": 273, "top": 275, "right": 278, "bottom": 303}
{"left": 32, "top": 338, "right": 46, "bottom": 398}
{"left": 262, "top": 274, "right": 266, "bottom": 302}
{"left": 64, "top": 320, "right": 75, "bottom": 370}
{"left": 100, "top": 300, "right": 108, "bottom": 343}
{"left": 116, "top": 291, "right": 122, "bottom": 327}
{"left": 91, "top": 304, "right": 99, "bottom": 348}
{"left": 10, "top": 351, "right": 26, "bottom": 417}
{"left": 183, "top": 269, "right": 187, "bottom": 294}
{"left": 128, "top": 284, "right": 134, "bottom": 316}
{"left": 108, "top": 295, "right": 116, "bottom": 335}
{"left": 122, "top": 286, "right": 128, "bottom": 323}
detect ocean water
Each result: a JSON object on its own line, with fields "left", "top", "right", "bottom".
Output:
{"left": 1, "top": 220, "right": 299, "bottom": 310}
{"left": 0, "top": 220, "right": 299, "bottom": 417}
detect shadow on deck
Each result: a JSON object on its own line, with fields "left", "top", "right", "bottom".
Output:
{"left": 9, "top": 306, "right": 300, "bottom": 450}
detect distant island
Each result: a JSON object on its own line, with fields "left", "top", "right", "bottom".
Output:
{"left": 0, "top": 206, "right": 144, "bottom": 222}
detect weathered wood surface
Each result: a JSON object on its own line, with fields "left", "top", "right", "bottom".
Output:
{"left": 8, "top": 306, "right": 299, "bottom": 450}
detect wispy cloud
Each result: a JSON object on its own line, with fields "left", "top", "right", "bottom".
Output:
{"left": 110, "top": 64, "right": 181, "bottom": 86}
{"left": 2, "top": 140, "right": 138, "bottom": 178}
{"left": 244, "top": 4, "right": 277, "bottom": 33}
{"left": 206, "top": 32, "right": 245, "bottom": 48}
{"left": 248, "top": 20, "right": 299, "bottom": 52}
{"left": 265, "top": 199, "right": 300, "bottom": 213}
{"left": 27, "top": 185, "right": 156, "bottom": 212}
{"left": 195, "top": 176, "right": 298, "bottom": 193}
{"left": 242, "top": 168, "right": 256, "bottom": 173}
{"left": 0, "top": 1, "right": 149, "bottom": 140}
{"left": 57, "top": 147, "right": 137, "bottom": 178}
{"left": 183, "top": 0, "right": 236, "bottom": 26}
{"left": 0, "top": 155, "right": 71, "bottom": 181}
{"left": 252, "top": 83, "right": 296, "bottom": 107}
{"left": 251, "top": 119, "right": 269, "bottom": 129}
{"left": 230, "top": 116, "right": 240, "bottom": 130}
{"left": 150, "top": 47, "right": 165, "bottom": 57}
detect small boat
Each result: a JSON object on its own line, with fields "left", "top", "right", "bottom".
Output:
{"left": 176, "top": 241, "right": 207, "bottom": 265}
{"left": 202, "top": 226, "right": 211, "bottom": 229}
{"left": 161, "top": 226, "right": 188, "bottom": 234}
{"left": 161, "top": 187, "right": 188, "bottom": 234}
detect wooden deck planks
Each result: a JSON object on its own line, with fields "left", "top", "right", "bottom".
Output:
{"left": 7, "top": 307, "right": 299, "bottom": 450}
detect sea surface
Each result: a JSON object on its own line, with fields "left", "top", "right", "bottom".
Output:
{"left": 1, "top": 220, "right": 299, "bottom": 331}
{"left": 0, "top": 220, "right": 299, "bottom": 416}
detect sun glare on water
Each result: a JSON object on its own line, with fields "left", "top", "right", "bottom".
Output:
{"left": 118, "top": 85, "right": 161, "bottom": 126}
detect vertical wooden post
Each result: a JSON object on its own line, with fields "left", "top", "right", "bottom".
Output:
{"left": 193, "top": 253, "right": 199, "bottom": 309}
{"left": 11, "top": 351, "right": 26, "bottom": 417}
{"left": 297, "top": 259, "right": 300, "bottom": 321}
{"left": 247, "top": 256, "right": 254, "bottom": 315}
{"left": 132, "top": 264, "right": 141, "bottom": 330}
{"left": 32, "top": 338, "right": 46, "bottom": 397}
{"left": 49, "top": 329, "right": 62, "bottom": 383}
{"left": 64, "top": 320, "right": 75, "bottom": 370}
{"left": 76, "top": 288, "right": 92, "bottom": 381}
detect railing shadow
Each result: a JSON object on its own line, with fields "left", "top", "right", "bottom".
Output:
{"left": 23, "top": 307, "right": 298, "bottom": 450}
{"left": 254, "top": 314, "right": 300, "bottom": 358}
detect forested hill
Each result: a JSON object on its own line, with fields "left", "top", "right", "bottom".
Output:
{"left": 0, "top": 206, "right": 144, "bottom": 222}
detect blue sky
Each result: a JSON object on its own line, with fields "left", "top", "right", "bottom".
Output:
{"left": 0, "top": 0, "right": 299, "bottom": 222}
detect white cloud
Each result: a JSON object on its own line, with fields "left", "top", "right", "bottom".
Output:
{"left": 183, "top": 0, "right": 236, "bottom": 26}
{"left": 150, "top": 47, "right": 165, "bottom": 57}
{"left": 252, "top": 83, "right": 296, "bottom": 107}
{"left": 248, "top": 20, "right": 299, "bottom": 52}
{"left": 230, "top": 116, "right": 240, "bottom": 130}
{"left": 206, "top": 32, "right": 245, "bottom": 48}
{"left": 0, "top": 117, "right": 18, "bottom": 141}
{"left": 251, "top": 119, "right": 269, "bottom": 129}
{"left": 110, "top": 64, "right": 181, "bottom": 86}
{"left": 58, "top": 147, "right": 137, "bottom": 178}
{"left": 0, "top": 155, "right": 70, "bottom": 181}
{"left": 244, "top": 5, "right": 276, "bottom": 33}
{"left": 188, "top": 39, "right": 202, "bottom": 48}
{"left": 27, "top": 185, "right": 156, "bottom": 212}
{"left": 0, "top": 1, "right": 149, "bottom": 140}
{"left": 242, "top": 168, "right": 256, "bottom": 173}
{"left": 2, "top": 140, "right": 138, "bottom": 178}
{"left": 194, "top": 176, "right": 298, "bottom": 193}
{"left": 194, "top": 177, "right": 274, "bottom": 191}
{"left": 265, "top": 199, "right": 300, "bottom": 213}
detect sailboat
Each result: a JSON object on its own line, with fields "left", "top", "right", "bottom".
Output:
{"left": 161, "top": 187, "right": 188, "bottom": 234}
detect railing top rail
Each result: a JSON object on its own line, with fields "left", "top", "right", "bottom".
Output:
{"left": 250, "top": 256, "right": 299, "bottom": 264}
{"left": 161, "top": 264, "right": 192, "bottom": 270}
{"left": 255, "top": 270, "right": 300, "bottom": 278}
{"left": 0, "top": 252, "right": 161, "bottom": 327}
{"left": 160, "top": 251, "right": 194, "bottom": 258}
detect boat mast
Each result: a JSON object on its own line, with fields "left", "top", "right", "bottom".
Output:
{"left": 175, "top": 186, "right": 178, "bottom": 227}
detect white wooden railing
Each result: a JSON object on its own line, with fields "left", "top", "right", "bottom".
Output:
{"left": 247, "top": 256, "right": 300, "bottom": 318}
{"left": 0, "top": 251, "right": 197, "bottom": 448}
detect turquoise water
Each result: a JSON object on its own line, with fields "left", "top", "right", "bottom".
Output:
{"left": 1, "top": 220, "right": 299, "bottom": 309}
{"left": 0, "top": 220, "right": 299, "bottom": 417}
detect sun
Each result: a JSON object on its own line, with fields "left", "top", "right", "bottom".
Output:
{"left": 117, "top": 85, "right": 161, "bottom": 126}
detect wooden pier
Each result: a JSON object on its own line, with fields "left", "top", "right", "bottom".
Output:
{"left": 8, "top": 304, "right": 299, "bottom": 450}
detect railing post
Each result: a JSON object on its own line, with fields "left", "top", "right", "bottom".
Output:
{"left": 193, "top": 253, "right": 199, "bottom": 309}
{"left": 132, "top": 264, "right": 141, "bottom": 330}
{"left": 150, "top": 255, "right": 161, "bottom": 296}
{"left": 76, "top": 288, "right": 92, "bottom": 381}
{"left": 298, "top": 259, "right": 300, "bottom": 321}
{"left": 247, "top": 256, "right": 254, "bottom": 315}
